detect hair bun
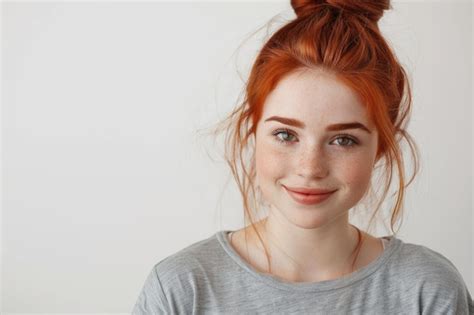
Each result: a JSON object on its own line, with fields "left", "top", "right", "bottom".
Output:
{"left": 291, "top": 0, "right": 390, "bottom": 23}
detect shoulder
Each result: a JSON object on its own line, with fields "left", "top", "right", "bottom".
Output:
{"left": 388, "top": 238, "right": 473, "bottom": 314}
{"left": 154, "top": 232, "right": 224, "bottom": 280}
{"left": 394, "top": 240, "right": 465, "bottom": 283}
{"left": 394, "top": 240, "right": 458, "bottom": 272}
{"left": 132, "top": 233, "right": 225, "bottom": 314}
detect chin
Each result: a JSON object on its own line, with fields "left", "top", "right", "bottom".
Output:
{"left": 271, "top": 202, "right": 336, "bottom": 230}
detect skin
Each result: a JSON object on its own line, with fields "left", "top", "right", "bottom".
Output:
{"left": 229, "top": 67, "right": 384, "bottom": 282}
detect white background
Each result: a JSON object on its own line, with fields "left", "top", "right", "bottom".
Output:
{"left": 1, "top": 0, "right": 472, "bottom": 313}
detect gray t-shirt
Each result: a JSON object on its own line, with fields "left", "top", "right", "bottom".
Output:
{"left": 132, "top": 230, "right": 473, "bottom": 314}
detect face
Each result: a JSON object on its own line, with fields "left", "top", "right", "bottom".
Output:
{"left": 254, "top": 68, "right": 379, "bottom": 229}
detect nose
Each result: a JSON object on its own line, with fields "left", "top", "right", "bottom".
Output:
{"left": 296, "top": 144, "right": 329, "bottom": 179}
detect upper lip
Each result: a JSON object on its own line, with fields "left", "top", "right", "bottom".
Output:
{"left": 283, "top": 185, "right": 336, "bottom": 195}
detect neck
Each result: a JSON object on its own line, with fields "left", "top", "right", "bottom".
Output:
{"left": 254, "top": 209, "right": 362, "bottom": 282}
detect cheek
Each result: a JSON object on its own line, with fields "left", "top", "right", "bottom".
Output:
{"left": 337, "top": 154, "right": 374, "bottom": 192}
{"left": 255, "top": 139, "right": 287, "bottom": 186}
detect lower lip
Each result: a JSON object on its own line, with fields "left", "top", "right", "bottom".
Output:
{"left": 284, "top": 187, "right": 335, "bottom": 205}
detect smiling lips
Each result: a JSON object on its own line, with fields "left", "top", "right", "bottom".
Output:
{"left": 283, "top": 186, "right": 335, "bottom": 195}
{"left": 283, "top": 185, "right": 336, "bottom": 205}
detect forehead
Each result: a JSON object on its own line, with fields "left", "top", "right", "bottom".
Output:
{"left": 261, "top": 68, "right": 372, "bottom": 128}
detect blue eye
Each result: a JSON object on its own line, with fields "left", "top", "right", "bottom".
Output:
{"left": 272, "top": 129, "right": 359, "bottom": 148}
{"left": 273, "top": 129, "right": 296, "bottom": 144}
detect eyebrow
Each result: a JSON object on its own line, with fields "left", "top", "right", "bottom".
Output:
{"left": 264, "top": 116, "right": 372, "bottom": 134}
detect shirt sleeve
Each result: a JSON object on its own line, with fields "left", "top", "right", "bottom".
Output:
{"left": 132, "top": 264, "right": 170, "bottom": 315}
{"left": 420, "top": 262, "right": 473, "bottom": 315}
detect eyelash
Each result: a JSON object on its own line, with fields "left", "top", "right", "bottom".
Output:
{"left": 272, "top": 128, "right": 359, "bottom": 148}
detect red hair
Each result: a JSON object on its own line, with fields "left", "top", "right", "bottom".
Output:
{"left": 209, "top": 0, "right": 420, "bottom": 274}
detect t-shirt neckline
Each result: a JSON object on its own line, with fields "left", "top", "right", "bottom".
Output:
{"left": 216, "top": 229, "right": 402, "bottom": 292}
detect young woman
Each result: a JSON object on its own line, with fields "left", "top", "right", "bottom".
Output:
{"left": 133, "top": 1, "right": 473, "bottom": 314}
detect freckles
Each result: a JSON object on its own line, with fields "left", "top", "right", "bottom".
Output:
{"left": 338, "top": 155, "right": 374, "bottom": 188}
{"left": 255, "top": 140, "right": 287, "bottom": 182}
